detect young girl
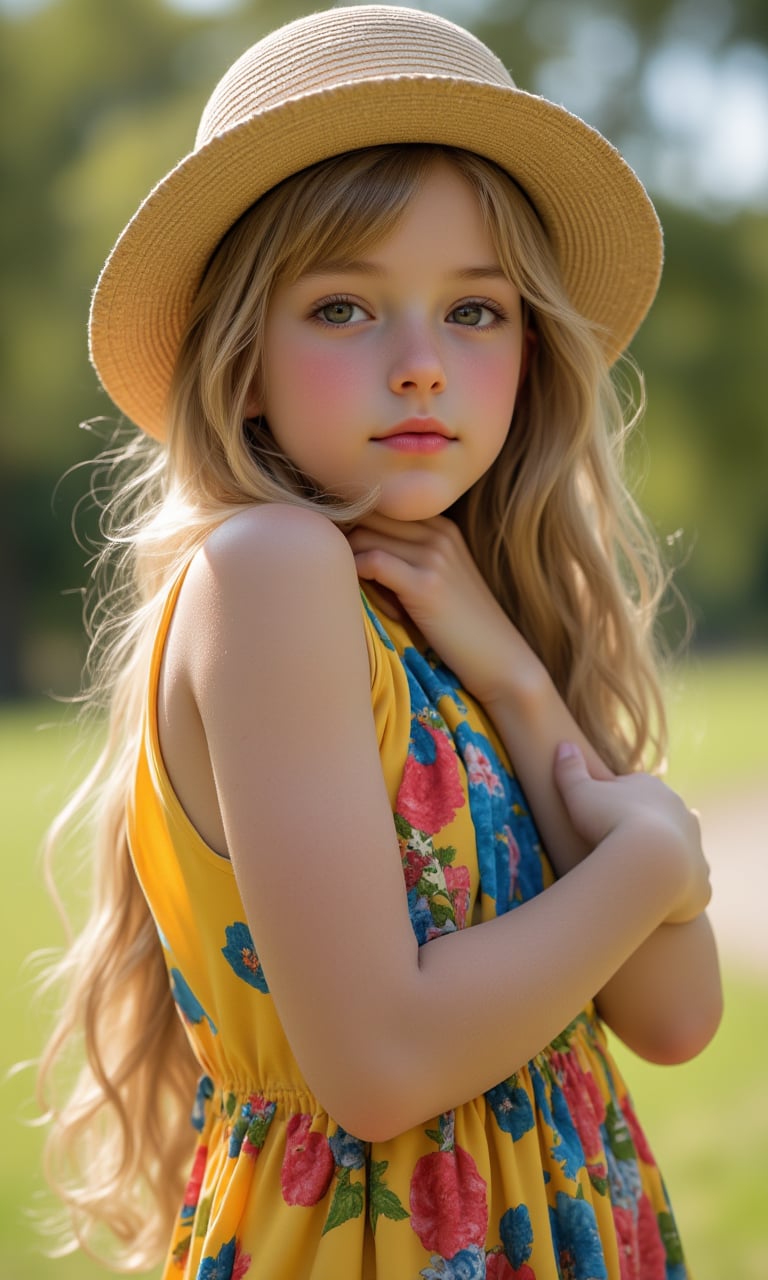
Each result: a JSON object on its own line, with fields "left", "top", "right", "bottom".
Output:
{"left": 39, "top": 7, "right": 721, "bottom": 1278}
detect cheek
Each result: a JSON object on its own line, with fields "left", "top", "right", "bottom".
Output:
{"left": 467, "top": 352, "right": 521, "bottom": 419}
{"left": 285, "top": 346, "right": 362, "bottom": 416}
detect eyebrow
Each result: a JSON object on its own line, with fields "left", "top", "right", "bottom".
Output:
{"left": 301, "top": 260, "right": 508, "bottom": 281}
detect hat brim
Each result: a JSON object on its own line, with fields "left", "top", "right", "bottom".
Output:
{"left": 89, "top": 76, "right": 662, "bottom": 440}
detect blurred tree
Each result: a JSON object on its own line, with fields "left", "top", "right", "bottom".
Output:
{"left": 0, "top": 0, "right": 765, "bottom": 695}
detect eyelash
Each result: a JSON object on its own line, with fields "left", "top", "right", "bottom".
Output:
{"left": 309, "top": 294, "right": 509, "bottom": 329}
{"left": 448, "top": 298, "right": 508, "bottom": 328}
{"left": 310, "top": 295, "right": 370, "bottom": 328}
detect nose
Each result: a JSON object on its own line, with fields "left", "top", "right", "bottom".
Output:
{"left": 387, "top": 321, "right": 446, "bottom": 397}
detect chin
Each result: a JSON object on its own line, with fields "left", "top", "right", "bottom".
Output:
{"left": 375, "top": 483, "right": 461, "bottom": 523}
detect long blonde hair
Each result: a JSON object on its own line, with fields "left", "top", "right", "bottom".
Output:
{"left": 37, "top": 143, "right": 670, "bottom": 1269}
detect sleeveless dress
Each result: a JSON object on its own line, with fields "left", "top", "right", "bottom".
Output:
{"left": 127, "top": 573, "right": 690, "bottom": 1280}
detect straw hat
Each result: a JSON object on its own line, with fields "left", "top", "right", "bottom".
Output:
{"left": 89, "top": 4, "right": 663, "bottom": 441}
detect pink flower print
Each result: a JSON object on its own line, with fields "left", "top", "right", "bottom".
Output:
{"left": 487, "top": 1254, "right": 535, "bottom": 1280}
{"left": 620, "top": 1095, "right": 656, "bottom": 1165}
{"left": 397, "top": 720, "right": 465, "bottom": 835}
{"left": 402, "top": 845, "right": 433, "bottom": 891}
{"left": 612, "top": 1204, "right": 638, "bottom": 1280}
{"left": 281, "top": 1114, "right": 334, "bottom": 1207}
{"left": 180, "top": 1144, "right": 207, "bottom": 1223}
{"left": 443, "top": 863, "right": 471, "bottom": 929}
{"left": 503, "top": 826, "right": 521, "bottom": 899}
{"left": 612, "top": 1197, "right": 666, "bottom": 1280}
{"left": 463, "top": 742, "right": 504, "bottom": 796}
{"left": 552, "top": 1051, "right": 605, "bottom": 1161}
{"left": 636, "top": 1194, "right": 668, "bottom": 1278}
{"left": 409, "top": 1145, "right": 488, "bottom": 1257}
{"left": 232, "top": 1242, "right": 252, "bottom": 1280}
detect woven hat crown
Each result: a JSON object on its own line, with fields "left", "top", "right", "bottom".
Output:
{"left": 196, "top": 6, "right": 515, "bottom": 147}
{"left": 89, "top": 5, "right": 663, "bottom": 440}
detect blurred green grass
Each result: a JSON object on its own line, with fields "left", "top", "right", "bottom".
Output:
{"left": 1, "top": 652, "right": 766, "bottom": 1278}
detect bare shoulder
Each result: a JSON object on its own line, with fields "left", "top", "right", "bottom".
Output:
{"left": 179, "top": 505, "right": 359, "bottom": 640}
{"left": 173, "top": 504, "right": 366, "bottom": 701}
{"left": 196, "top": 502, "right": 355, "bottom": 590}
{"left": 158, "top": 507, "right": 369, "bottom": 855}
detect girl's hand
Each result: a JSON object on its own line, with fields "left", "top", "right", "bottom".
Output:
{"left": 348, "top": 513, "right": 542, "bottom": 705}
{"left": 553, "top": 742, "right": 712, "bottom": 924}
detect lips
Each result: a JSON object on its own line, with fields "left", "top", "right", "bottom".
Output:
{"left": 373, "top": 417, "right": 454, "bottom": 441}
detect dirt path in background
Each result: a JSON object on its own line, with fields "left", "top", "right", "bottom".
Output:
{"left": 694, "top": 784, "right": 767, "bottom": 973}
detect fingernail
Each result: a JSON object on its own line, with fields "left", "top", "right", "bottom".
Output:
{"left": 556, "top": 742, "right": 578, "bottom": 762}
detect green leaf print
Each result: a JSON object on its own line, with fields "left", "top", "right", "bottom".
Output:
{"left": 369, "top": 1160, "right": 408, "bottom": 1233}
{"left": 322, "top": 1167, "right": 365, "bottom": 1234}
{"left": 658, "top": 1210, "right": 684, "bottom": 1265}
{"left": 195, "top": 1195, "right": 213, "bottom": 1236}
{"left": 604, "top": 1100, "right": 636, "bottom": 1160}
{"left": 246, "top": 1112, "right": 272, "bottom": 1149}
{"left": 428, "top": 898, "right": 454, "bottom": 928}
{"left": 433, "top": 844, "right": 457, "bottom": 868}
{"left": 172, "top": 1234, "right": 191, "bottom": 1266}
{"left": 394, "top": 812, "right": 412, "bottom": 840}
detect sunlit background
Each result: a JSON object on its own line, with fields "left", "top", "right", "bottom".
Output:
{"left": 1, "top": 1, "right": 766, "bottom": 1277}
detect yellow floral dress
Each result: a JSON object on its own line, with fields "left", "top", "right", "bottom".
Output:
{"left": 128, "top": 574, "right": 689, "bottom": 1280}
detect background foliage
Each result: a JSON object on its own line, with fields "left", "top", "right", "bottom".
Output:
{"left": 0, "top": 0, "right": 766, "bottom": 697}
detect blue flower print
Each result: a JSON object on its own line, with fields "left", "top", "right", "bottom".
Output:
{"left": 228, "top": 1094, "right": 277, "bottom": 1158}
{"left": 221, "top": 922, "right": 270, "bottom": 992}
{"left": 403, "top": 646, "right": 468, "bottom": 716}
{"left": 191, "top": 1074, "right": 214, "bottom": 1133}
{"left": 197, "top": 1237, "right": 235, "bottom": 1279}
{"left": 170, "top": 968, "right": 217, "bottom": 1034}
{"left": 549, "top": 1078, "right": 589, "bottom": 1179}
{"left": 420, "top": 1245, "right": 486, "bottom": 1280}
{"left": 408, "top": 887, "right": 440, "bottom": 945}
{"left": 604, "top": 1143, "right": 643, "bottom": 1212}
{"left": 667, "top": 1265, "right": 687, "bottom": 1280}
{"left": 329, "top": 1125, "right": 366, "bottom": 1169}
{"left": 486, "top": 1079, "right": 535, "bottom": 1140}
{"left": 531, "top": 1067, "right": 584, "bottom": 1180}
{"left": 499, "top": 1203, "right": 534, "bottom": 1269}
{"left": 197, "top": 1234, "right": 251, "bottom": 1279}
{"left": 548, "top": 1191, "right": 608, "bottom": 1280}
{"left": 361, "top": 593, "right": 396, "bottom": 648}
{"left": 412, "top": 715, "right": 439, "bottom": 765}
{"left": 454, "top": 723, "right": 543, "bottom": 913}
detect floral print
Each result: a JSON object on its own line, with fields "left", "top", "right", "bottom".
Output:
{"left": 281, "top": 1114, "right": 335, "bottom": 1206}
{"left": 170, "top": 968, "right": 217, "bottom": 1034}
{"left": 197, "top": 1237, "right": 251, "bottom": 1280}
{"left": 130, "top": 584, "right": 691, "bottom": 1278}
{"left": 221, "top": 922, "right": 269, "bottom": 991}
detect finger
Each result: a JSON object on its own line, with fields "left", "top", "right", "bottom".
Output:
{"left": 351, "top": 547, "right": 424, "bottom": 599}
{"left": 348, "top": 527, "right": 435, "bottom": 568}
{"left": 552, "top": 741, "right": 590, "bottom": 790}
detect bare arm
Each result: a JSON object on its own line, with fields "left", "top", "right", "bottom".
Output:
{"left": 485, "top": 682, "right": 722, "bottom": 1062}
{"left": 180, "top": 506, "right": 716, "bottom": 1143}
{"left": 349, "top": 513, "right": 723, "bottom": 1066}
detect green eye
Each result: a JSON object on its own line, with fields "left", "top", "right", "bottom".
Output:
{"left": 452, "top": 303, "right": 484, "bottom": 326}
{"left": 320, "top": 301, "right": 355, "bottom": 324}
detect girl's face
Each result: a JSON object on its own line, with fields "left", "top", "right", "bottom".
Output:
{"left": 257, "top": 161, "right": 530, "bottom": 521}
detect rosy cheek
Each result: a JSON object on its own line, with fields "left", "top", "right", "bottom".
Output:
{"left": 293, "top": 348, "right": 360, "bottom": 405}
{"left": 469, "top": 354, "right": 520, "bottom": 412}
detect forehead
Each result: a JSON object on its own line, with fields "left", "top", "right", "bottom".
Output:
{"left": 295, "top": 161, "right": 502, "bottom": 279}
